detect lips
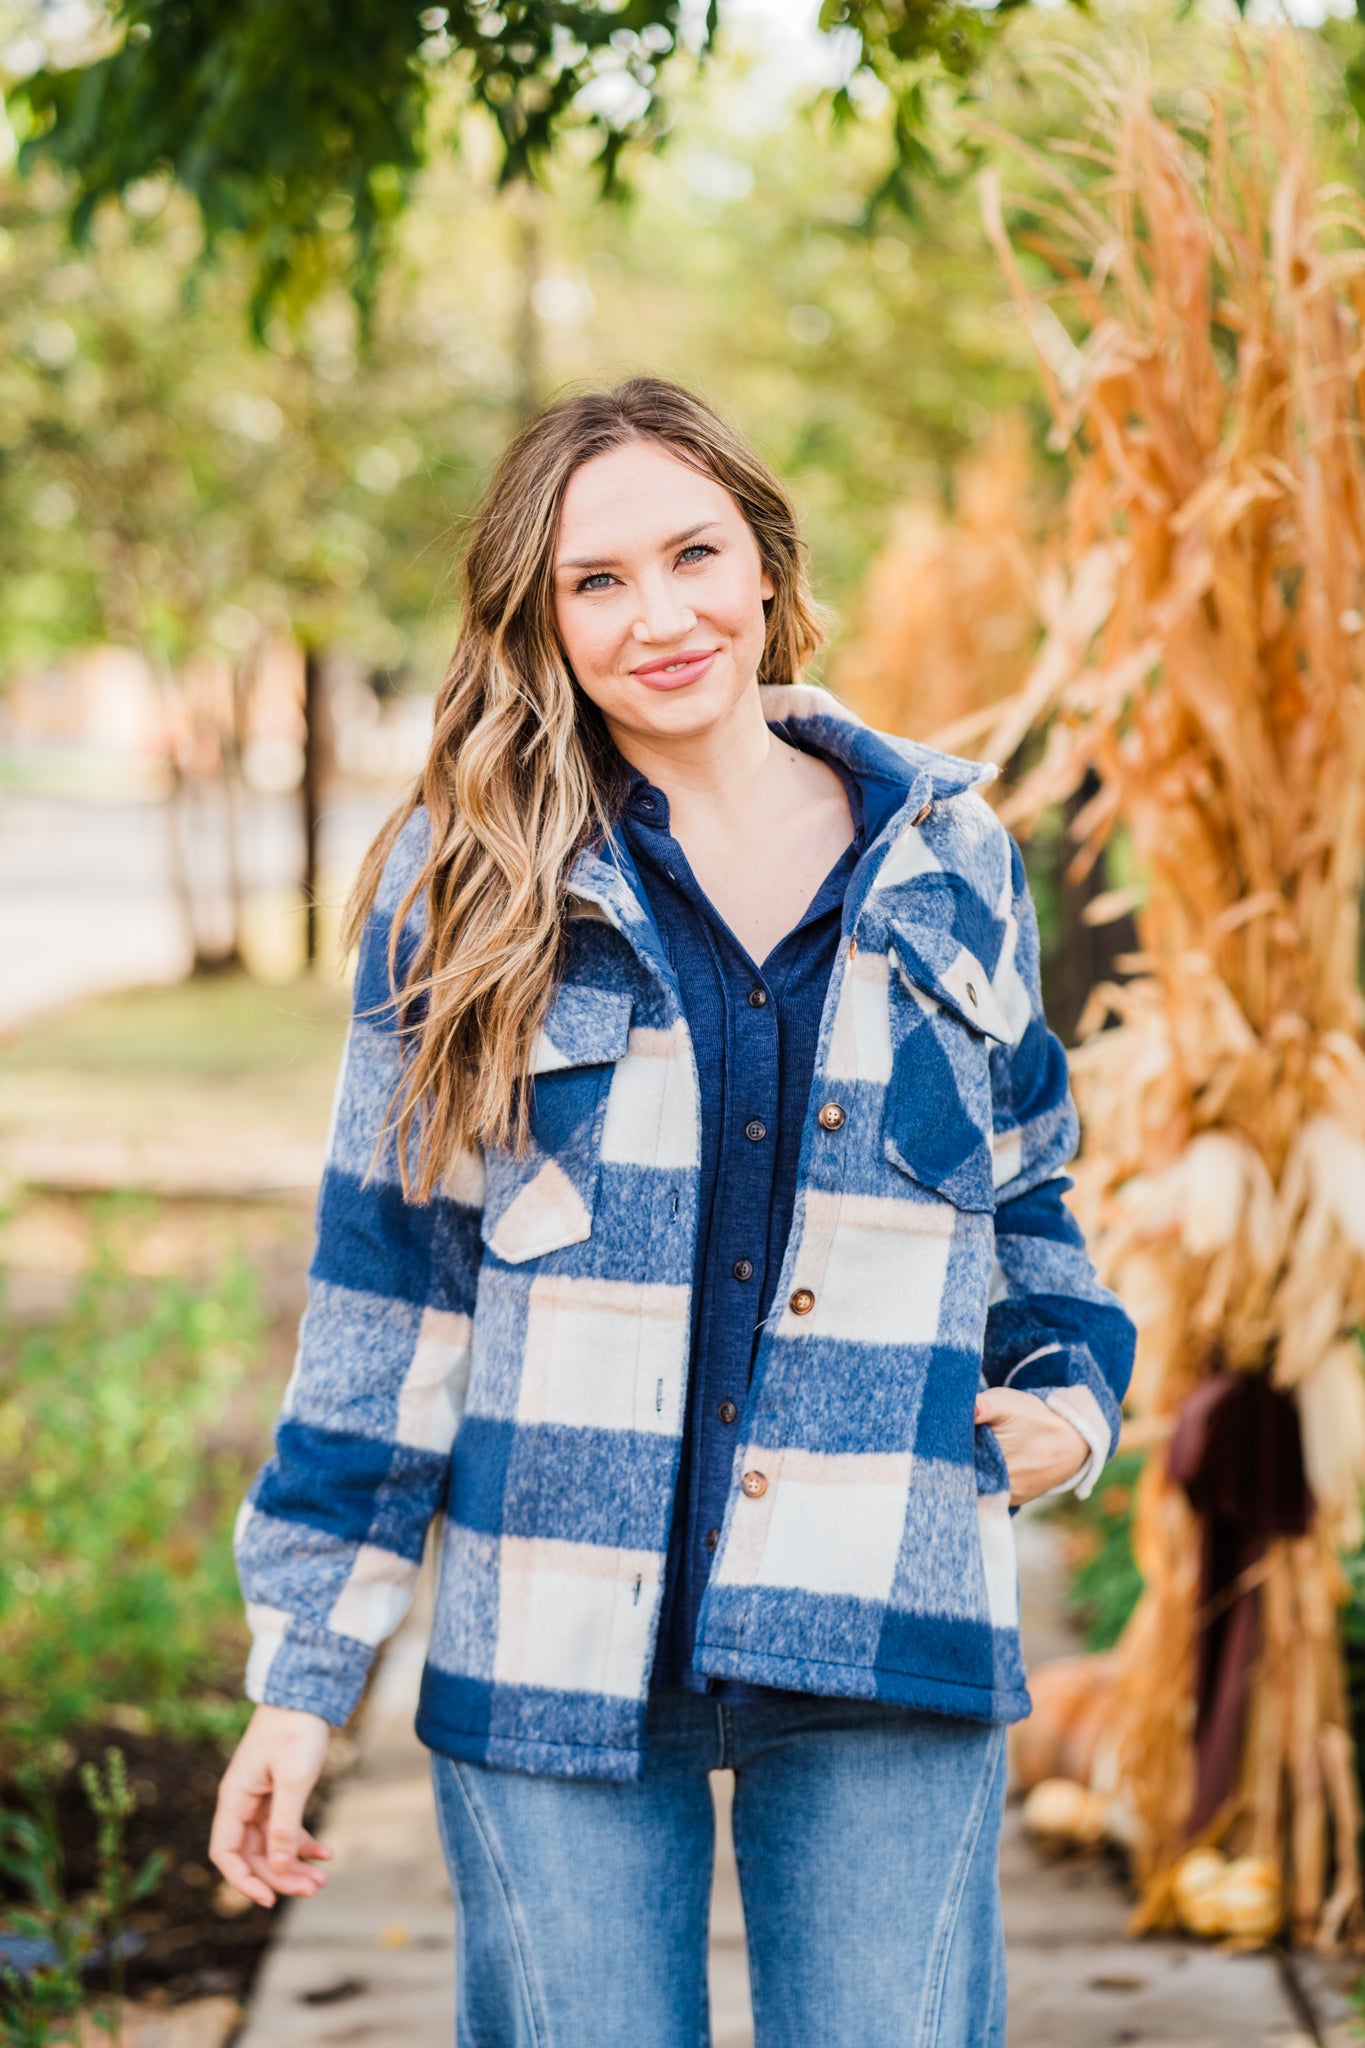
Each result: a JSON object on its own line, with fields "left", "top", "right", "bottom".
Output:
{"left": 630, "top": 647, "right": 720, "bottom": 689}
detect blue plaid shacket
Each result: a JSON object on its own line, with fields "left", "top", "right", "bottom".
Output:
{"left": 235, "top": 683, "right": 1136, "bottom": 1780}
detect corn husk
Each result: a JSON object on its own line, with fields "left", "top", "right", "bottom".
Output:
{"left": 975, "top": 41, "right": 1365, "bottom": 1946}
{"left": 832, "top": 414, "right": 1044, "bottom": 740}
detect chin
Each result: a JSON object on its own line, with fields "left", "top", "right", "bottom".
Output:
{"left": 619, "top": 670, "right": 747, "bottom": 738}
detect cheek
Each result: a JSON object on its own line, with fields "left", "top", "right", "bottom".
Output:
{"left": 709, "top": 562, "right": 770, "bottom": 647}
{"left": 555, "top": 599, "right": 617, "bottom": 685}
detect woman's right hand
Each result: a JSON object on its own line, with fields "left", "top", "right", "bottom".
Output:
{"left": 209, "top": 1703, "right": 335, "bottom": 1908}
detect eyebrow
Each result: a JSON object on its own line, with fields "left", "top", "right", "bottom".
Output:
{"left": 555, "top": 520, "right": 721, "bottom": 574}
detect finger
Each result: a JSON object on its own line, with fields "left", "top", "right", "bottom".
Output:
{"left": 209, "top": 1807, "right": 278, "bottom": 1910}
{"left": 974, "top": 1391, "right": 1008, "bottom": 1425}
{"left": 213, "top": 1848, "right": 278, "bottom": 1910}
{"left": 298, "top": 1830, "right": 334, "bottom": 1861}
{"left": 266, "top": 1773, "right": 324, "bottom": 1887}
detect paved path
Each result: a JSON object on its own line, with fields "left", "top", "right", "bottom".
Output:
{"left": 234, "top": 1519, "right": 1360, "bottom": 2047}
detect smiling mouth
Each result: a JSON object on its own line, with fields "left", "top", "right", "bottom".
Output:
{"left": 631, "top": 648, "right": 720, "bottom": 682}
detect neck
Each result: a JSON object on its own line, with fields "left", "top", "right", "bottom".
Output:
{"left": 606, "top": 685, "right": 793, "bottom": 835}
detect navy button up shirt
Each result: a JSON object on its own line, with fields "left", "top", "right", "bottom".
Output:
{"left": 611, "top": 727, "right": 904, "bottom": 1697}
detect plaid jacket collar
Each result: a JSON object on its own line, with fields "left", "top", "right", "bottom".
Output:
{"left": 564, "top": 682, "right": 999, "bottom": 986}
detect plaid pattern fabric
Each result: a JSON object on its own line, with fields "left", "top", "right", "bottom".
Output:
{"left": 235, "top": 684, "right": 1136, "bottom": 1780}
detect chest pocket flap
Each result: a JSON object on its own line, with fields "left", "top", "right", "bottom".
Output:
{"left": 883, "top": 922, "right": 1010, "bottom": 1214}
{"left": 482, "top": 985, "right": 633, "bottom": 1265}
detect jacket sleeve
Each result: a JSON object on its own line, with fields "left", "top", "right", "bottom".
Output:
{"left": 234, "top": 818, "right": 485, "bottom": 1724}
{"left": 983, "top": 831, "right": 1136, "bottom": 1501}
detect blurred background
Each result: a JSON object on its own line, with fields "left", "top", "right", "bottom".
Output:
{"left": 9, "top": 0, "right": 1365, "bottom": 2038}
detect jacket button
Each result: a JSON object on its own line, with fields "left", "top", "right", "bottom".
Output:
{"left": 817, "top": 1101, "right": 846, "bottom": 1131}
{"left": 912, "top": 800, "right": 932, "bottom": 825}
{"left": 704, "top": 1527, "right": 720, "bottom": 1550}
{"left": 741, "top": 1470, "right": 768, "bottom": 1499}
{"left": 718, "top": 1399, "right": 738, "bottom": 1424}
{"left": 732, "top": 1257, "right": 754, "bottom": 1281}
{"left": 966, "top": 982, "right": 979, "bottom": 1006}
{"left": 745, "top": 1118, "right": 767, "bottom": 1142}
{"left": 789, "top": 1288, "right": 815, "bottom": 1316}
{"left": 848, "top": 934, "right": 858, "bottom": 958}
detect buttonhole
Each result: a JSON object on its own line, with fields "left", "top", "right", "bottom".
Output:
{"left": 656, "top": 1377, "right": 664, "bottom": 1414}
{"left": 631, "top": 1574, "right": 642, "bottom": 1605}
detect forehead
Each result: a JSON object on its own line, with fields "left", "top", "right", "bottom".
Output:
{"left": 556, "top": 440, "right": 739, "bottom": 553}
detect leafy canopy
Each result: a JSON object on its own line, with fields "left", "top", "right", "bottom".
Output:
{"left": 9, "top": 0, "right": 1055, "bottom": 323}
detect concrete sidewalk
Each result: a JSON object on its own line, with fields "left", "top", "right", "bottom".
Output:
{"left": 234, "top": 1520, "right": 1361, "bottom": 2048}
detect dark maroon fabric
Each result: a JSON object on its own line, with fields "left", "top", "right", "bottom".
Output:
{"left": 1166, "top": 1370, "right": 1312, "bottom": 1834}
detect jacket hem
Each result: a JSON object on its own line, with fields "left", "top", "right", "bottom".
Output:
{"left": 414, "top": 1706, "right": 645, "bottom": 1782}
{"left": 692, "top": 1643, "right": 1032, "bottom": 1725}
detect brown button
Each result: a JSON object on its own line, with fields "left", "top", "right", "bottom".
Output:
{"left": 817, "top": 1101, "right": 846, "bottom": 1131}
{"left": 741, "top": 1470, "right": 768, "bottom": 1499}
{"left": 965, "top": 982, "right": 979, "bottom": 1007}
{"left": 732, "top": 1257, "right": 754, "bottom": 1282}
{"left": 745, "top": 1118, "right": 767, "bottom": 1142}
{"left": 718, "top": 1400, "right": 738, "bottom": 1424}
{"left": 912, "top": 800, "right": 932, "bottom": 825}
{"left": 704, "top": 1527, "right": 720, "bottom": 1551}
{"left": 789, "top": 1288, "right": 815, "bottom": 1316}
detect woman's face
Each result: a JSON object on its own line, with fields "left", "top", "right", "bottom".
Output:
{"left": 552, "top": 437, "right": 775, "bottom": 746}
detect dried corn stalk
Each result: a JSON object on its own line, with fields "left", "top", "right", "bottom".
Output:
{"left": 975, "top": 44, "right": 1365, "bottom": 1946}
{"left": 832, "top": 414, "right": 1043, "bottom": 741}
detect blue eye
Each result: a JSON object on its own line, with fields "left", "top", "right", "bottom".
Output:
{"left": 679, "top": 543, "right": 717, "bottom": 565}
{"left": 575, "top": 571, "right": 616, "bottom": 593}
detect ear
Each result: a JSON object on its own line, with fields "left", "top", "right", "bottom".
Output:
{"left": 759, "top": 567, "right": 776, "bottom": 604}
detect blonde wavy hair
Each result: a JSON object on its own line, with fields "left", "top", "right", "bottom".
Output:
{"left": 344, "top": 375, "right": 828, "bottom": 1199}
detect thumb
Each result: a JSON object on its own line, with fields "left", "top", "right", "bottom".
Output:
{"left": 975, "top": 1388, "right": 1006, "bottom": 1424}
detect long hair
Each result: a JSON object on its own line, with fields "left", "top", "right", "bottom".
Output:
{"left": 343, "top": 375, "right": 828, "bottom": 1199}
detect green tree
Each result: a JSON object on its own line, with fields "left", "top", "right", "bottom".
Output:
{"left": 1, "top": 0, "right": 1079, "bottom": 323}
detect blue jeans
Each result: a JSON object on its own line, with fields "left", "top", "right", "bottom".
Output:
{"left": 429, "top": 1689, "right": 1008, "bottom": 2048}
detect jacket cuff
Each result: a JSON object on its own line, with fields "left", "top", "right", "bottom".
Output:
{"left": 1000, "top": 1344, "right": 1117, "bottom": 1502}
{"left": 244, "top": 1607, "right": 375, "bottom": 1728}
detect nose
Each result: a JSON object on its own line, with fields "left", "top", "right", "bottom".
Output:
{"left": 630, "top": 568, "right": 697, "bottom": 647}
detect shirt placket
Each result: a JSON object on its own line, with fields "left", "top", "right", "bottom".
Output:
{"left": 684, "top": 940, "right": 780, "bottom": 1606}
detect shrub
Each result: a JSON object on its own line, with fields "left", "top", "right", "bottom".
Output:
{"left": 0, "top": 1217, "right": 263, "bottom": 1753}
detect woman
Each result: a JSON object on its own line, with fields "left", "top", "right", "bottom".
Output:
{"left": 211, "top": 376, "right": 1135, "bottom": 2046}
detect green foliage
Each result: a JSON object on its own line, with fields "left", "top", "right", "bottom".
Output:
{"left": 1046, "top": 1449, "right": 1146, "bottom": 1652}
{"left": 0, "top": 0, "right": 1106, "bottom": 324}
{"left": 12, "top": 0, "right": 719, "bottom": 327}
{"left": 0, "top": 1214, "right": 264, "bottom": 1748}
{"left": 0, "top": 1750, "right": 164, "bottom": 2048}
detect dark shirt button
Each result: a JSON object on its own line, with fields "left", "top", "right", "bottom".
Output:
{"left": 745, "top": 1118, "right": 767, "bottom": 1142}
{"left": 748, "top": 987, "right": 768, "bottom": 1008}
{"left": 732, "top": 1257, "right": 754, "bottom": 1281}
{"left": 704, "top": 1527, "right": 720, "bottom": 1552}
{"left": 637, "top": 792, "right": 656, "bottom": 810}
{"left": 718, "top": 1400, "right": 738, "bottom": 1425}
{"left": 818, "top": 1101, "right": 846, "bottom": 1131}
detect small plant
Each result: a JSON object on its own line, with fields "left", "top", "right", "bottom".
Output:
{"left": 1044, "top": 1449, "right": 1146, "bottom": 1653}
{"left": 0, "top": 1750, "right": 165, "bottom": 2048}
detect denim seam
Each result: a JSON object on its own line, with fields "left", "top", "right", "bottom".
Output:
{"left": 914, "top": 1724, "right": 1007, "bottom": 2048}
{"left": 439, "top": 1756, "right": 550, "bottom": 2048}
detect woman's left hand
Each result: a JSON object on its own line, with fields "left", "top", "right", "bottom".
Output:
{"left": 974, "top": 1386, "right": 1089, "bottom": 1506}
